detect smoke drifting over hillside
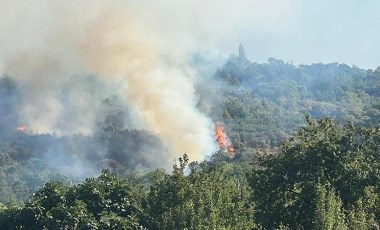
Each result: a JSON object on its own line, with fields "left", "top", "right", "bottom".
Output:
{"left": 0, "top": 0, "right": 226, "bottom": 169}
{"left": 0, "top": 0, "right": 299, "bottom": 172}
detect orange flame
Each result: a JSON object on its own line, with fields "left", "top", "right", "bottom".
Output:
{"left": 215, "top": 122, "right": 235, "bottom": 159}
{"left": 215, "top": 122, "right": 227, "bottom": 149}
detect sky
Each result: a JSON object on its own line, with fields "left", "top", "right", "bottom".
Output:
{"left": 232, "top": 0, "right": 380, "bottom": 69}
{"left": 128, "top": 0, "right": 380, "bottom": 69}
{"left": 1, "top": 0, "right": 379, "bottom": 69}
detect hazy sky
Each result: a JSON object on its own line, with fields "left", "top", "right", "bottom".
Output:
{"left": 130, "top": 0, "right": 380, "bottom": 69}
{"left": 232, "top": 0, "right": 380, "bottom": 69}
{"left": 1, "top": 0, "right": 379, "bottom": 70}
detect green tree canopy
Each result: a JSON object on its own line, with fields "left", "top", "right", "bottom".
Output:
{"left": 249, "top": 117, "right": 380, "bottom": 229}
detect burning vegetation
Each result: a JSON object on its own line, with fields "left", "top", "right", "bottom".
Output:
{"left": 17, "top": 125, "right": 26, "bottom": 133}
{"left": 215, "top": 122, "right": 235, "bottom": 159}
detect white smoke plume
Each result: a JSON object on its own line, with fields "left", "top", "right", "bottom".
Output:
{"left": 0, "top": 0, "right": 211, "bottom": 165}
{"left": 0, "top": 0, "right": 295, "bottom": 166}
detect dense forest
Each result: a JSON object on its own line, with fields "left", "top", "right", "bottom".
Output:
{"left": 1, "top": 48, "right": 380, "bottom": 229}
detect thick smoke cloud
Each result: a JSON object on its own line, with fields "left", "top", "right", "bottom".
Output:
{"left": 0, "top": 0, "right": 295, "bottom": 169}
{"left": 0, "top": 0, "right": 218, "bottom": 166}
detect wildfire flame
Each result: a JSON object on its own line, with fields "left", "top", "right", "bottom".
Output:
{"left": 17, "top": 125, "right": 26, "bottom": 132}
{"left": 215, "top": 122, "right": 235, "bottom": 159}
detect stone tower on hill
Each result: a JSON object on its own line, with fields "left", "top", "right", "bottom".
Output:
{"left": 239, "top": 43, "right": 245, "bottom": 59}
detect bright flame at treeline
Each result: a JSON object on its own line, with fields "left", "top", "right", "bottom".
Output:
{"left": 17, "top": 125, "right": 26, "bottom": 133}
{"left": 215, "top": 122, "right": 235, "bottom": 159}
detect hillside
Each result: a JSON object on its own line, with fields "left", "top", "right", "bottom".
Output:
{"left": 1, "top": 51, "right": 380, "bottom": 228}
{"left": 212, "top": 49, "right": 380, "bottom": 150}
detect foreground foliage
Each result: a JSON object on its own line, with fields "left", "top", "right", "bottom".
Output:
{"left": 249, "top": 117, "right": 380, "bottom": 229}
{"left": 0, "top": 170, "right": 146, "bottom": 229}
{"left": 0, "top": 159, "right": 256, "bottom": 229}
{"left": 145, "top": 156, "right": 256, "bottom": 229}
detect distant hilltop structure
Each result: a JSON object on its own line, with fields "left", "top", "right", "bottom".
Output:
{"left": 227, "top": 44, "right": 250, "bottom": 68}
{"left": 236, "top": 43, "right": 249, "bottom": 68}
{"left": 239, "top": 43, "right": 246, "bottom": 59}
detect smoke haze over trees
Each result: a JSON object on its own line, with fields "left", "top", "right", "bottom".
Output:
{"left": 1, "top": 47, "right": 380, "bottom": 227}
{"left": 1, "top": 0, "right": 380, "bottom": 228}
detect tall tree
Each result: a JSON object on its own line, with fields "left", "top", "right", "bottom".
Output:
{"left": 313, "top": 185, "right": 347, "bottom": 230}
{"left": 249, "top": 117, "right": 380, "bottom": 228}
{"left": 145, "top": 155, "right": 256, "bottom": 229}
